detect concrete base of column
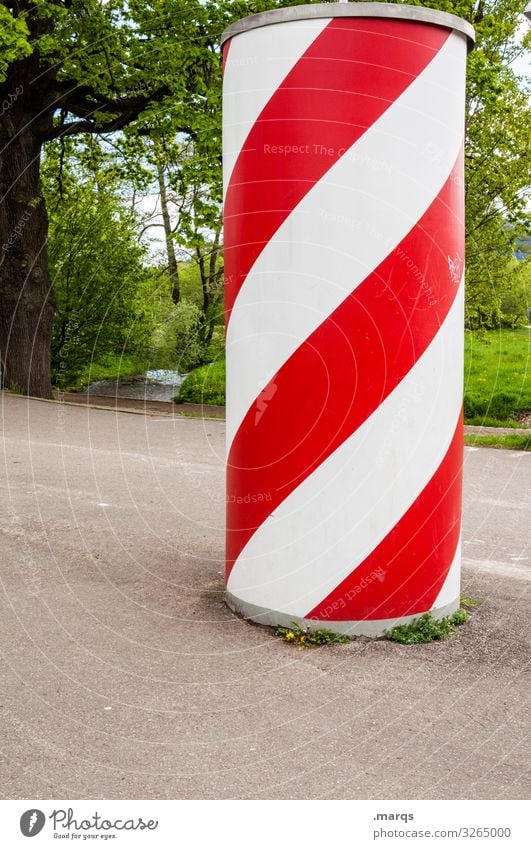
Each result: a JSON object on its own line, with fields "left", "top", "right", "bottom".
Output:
{"left": 225, "top": 592, "right": 460, "bottom": 638}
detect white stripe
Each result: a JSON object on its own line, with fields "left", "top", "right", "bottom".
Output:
{"left": 432, "top": 535, "right": 461, "bottom": 609}
{"left": 225, "top": 31, "right": 467, "bottom": 450}
{"left": 222, "top": 18, "right": 331, "bottom": 200}
{"left": 227, "top": 281, "right": 464, "bottom": 616}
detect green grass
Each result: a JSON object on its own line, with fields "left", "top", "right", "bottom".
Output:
{"left": 172, "top": 328, "right": 531, "bottom": 420}
{"left": 464, "top": 416, "right": 523, "bottom": 428}
{"left": 174, "top": 410, "right": 225, "bottom": 419}
{"left": 464, "top": 327, "right": 530, "bottom": 425}
{"left": 385, "top": 609, "right": 469, "bottom": 644}
{"left": 175, "top": 359, "right": 225, "bottom": 406}
{"left": 465, "top": 433, "right": 531, "bottom": 451}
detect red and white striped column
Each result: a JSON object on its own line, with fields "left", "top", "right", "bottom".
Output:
{"left": 221, "top": 3, "right": 474, "bottom": 635}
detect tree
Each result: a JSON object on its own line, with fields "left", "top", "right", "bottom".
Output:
{"left": 463, "top": 1, "right": 531, "bottom": 327}
{"left": 148, "top": 0, "right": 531, "bottom": 334}
{"left": 192, "top": 0, "right": 531, "bottom": 331}
{"left": 388, "top": 1, "right": 531, "bottom": 327}
{"left": 0, "top": 0, "right": 294, "bottom": 396}
{"left": 114, "top": 130, "right": 224, "bottom": 363}
{"left": 156, "top": 151, "right": 181, "bottom": 306}
{"left": 123, "top": 0, "right": 293, "bottom": 352}
{"left": 166, "top": 139, "right": 224, "bottom": 348}
{"left": 0, "top": 0, "right": 205, "bottom": 397}
{"left": 0, "top": 4, "right": 31, "bottom": 81}
{"left": 43, "top": 140, "right": 154, "bottom": 387}
{"left": 2, "top": 1, "right": 528, "bottom": 400}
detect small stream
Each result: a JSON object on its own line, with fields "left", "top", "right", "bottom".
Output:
{"left": 83, "top": 369, "right": 186, "bottom": 402}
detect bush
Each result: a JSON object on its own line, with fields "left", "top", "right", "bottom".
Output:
{"left": 203, "top": 326, "right": 225, "bottom": 363}
{"left": 172, "top": 300, "right": 209, "bottom": 372}
{"left": 500, "top": 286, "right": 529, "bottom": 328}
{"left": 167, "top": 303, "right": 225, "bottom": 374}
{"left": 48, "top": 181, "right": 155, "bottom": 387}
{"left": 176, "top": 359, "right": 225, "bottom": 405}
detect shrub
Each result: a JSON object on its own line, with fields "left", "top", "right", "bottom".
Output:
{"left": 172, "top": 300, "right": 209, "bottom": 372}
{"left": 176, "top": 359, "right": 225, "bottom": 405}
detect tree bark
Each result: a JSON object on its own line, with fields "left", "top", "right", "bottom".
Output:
{"left": 196, "top": 229, "right": 222, "bottom": 347}
{"left": 0, "top": 110, "right": 55, "bottom": 398}
{"left": 156, "top": 159, "right": 180, "bottom": 305}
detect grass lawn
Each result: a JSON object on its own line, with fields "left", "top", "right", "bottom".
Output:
{"left": 464, "top": 327, "right": 531, "bottom": 425}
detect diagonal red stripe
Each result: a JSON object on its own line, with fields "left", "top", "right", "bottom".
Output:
{"left": 226, "top": 153, "right": 464, "bottom": 579}
{"left": 223, "top": 17, "right": 450, "bottom": 324}
{"left": 306, "top": 413, "right": 463, "bottom": 621}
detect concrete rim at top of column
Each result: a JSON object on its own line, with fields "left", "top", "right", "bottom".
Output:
{"left": 220, "top": 2, "right": 476, "bottom": 50}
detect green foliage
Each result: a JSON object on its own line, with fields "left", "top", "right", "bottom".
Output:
{"left": 178, "top": 262, "right": 205, "bottom": 306}
{"left": 275, "top": 622, "right": 351, "bottom": 646}
{"left": 178, "top": 260, "right": 224, "bottom": 329}
{"left": 2, "top": 0, "right": 530, "bottom": 396}
{"left": 70, "top": 353, "right": 153, "bottom": 392}
{"left": 45, "top": 152, "right": 156, "bottom": 387}
{"left": 146, "top": 290, "right": 224, "bottom": 374}
{"left": 368, "top": 1, "right": 531, "bottom": 329}
{"left": 203, "top": 326, "right": 225, "bottom": 362}
{"left": 451, "top": 609, "right": 470, "bottom": 626}
{"left": 1, "top": 1, "right": 221, "bottom": 145}
{"left": 170, "top": 0, "right": 530, "bottom": 334}
{"left": 499, "top": 260, "right": 531, "bottom": 328}
{"left": 385, "top": 610, "right": 470, "bottom": 644}
{"left": 464, "top": 327, "right": 531, "bottom": 423}
{"left": 172, "top": 300, "right": 209, "bottom": 371}
{"left": 176, "top": 359, "right": 225, "bottom": 405}
{"left": 0, "top": 7, "right": 31, "bottom": 82}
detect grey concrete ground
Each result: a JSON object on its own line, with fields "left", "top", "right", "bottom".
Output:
{"left": 0, "top": 392, "right": 529, "bottom": 800}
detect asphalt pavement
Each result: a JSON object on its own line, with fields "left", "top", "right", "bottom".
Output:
{"left": 0, "top": 393, "right": 529, "bottom": 799}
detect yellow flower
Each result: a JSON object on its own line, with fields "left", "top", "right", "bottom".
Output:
{"left": 285, "top": 631, "right": 295, "bottom": 641}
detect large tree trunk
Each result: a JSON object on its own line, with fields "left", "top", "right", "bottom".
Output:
{"left": 0, "top": 113, "right": 55, "bottom": 398}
